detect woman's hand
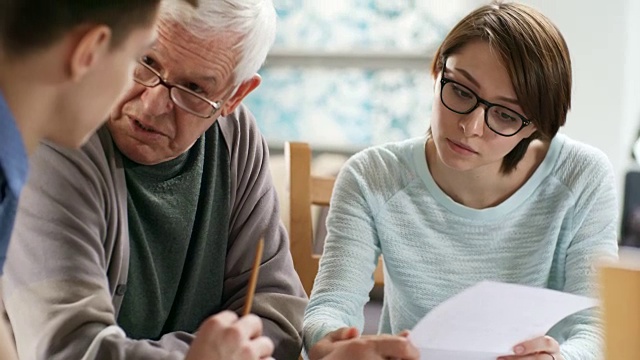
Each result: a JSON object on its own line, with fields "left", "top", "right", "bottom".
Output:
{"left": 309, "top": 327, "right": 419, "bottom": 360}
{"left": 497, "top": 335, "right": 562, "bottom": 360}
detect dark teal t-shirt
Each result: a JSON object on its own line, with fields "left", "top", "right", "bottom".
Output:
{"left": 117, "top": 123, "right": 231, "bottom": 340}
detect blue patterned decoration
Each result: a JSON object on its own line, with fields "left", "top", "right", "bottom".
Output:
{"left": 245, "top": 0, "right": 482, "bottom": 149}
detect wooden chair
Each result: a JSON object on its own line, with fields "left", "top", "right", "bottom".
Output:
{"left": 285, "top": 141, "right": 384, "bottom": 296}
{"left": 599, "top": 248, "right": 640, "bottom": 360}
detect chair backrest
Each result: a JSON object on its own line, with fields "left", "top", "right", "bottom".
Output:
{"left": 285, "top": 141, "right": 384, "bottom": 296}
{"left": 599, "top": 248, "right": 640, "bottom": 360}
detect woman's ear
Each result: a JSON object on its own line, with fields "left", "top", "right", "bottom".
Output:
{"left": 67, "top": 25, "right": 112, "bottom": 82}
{"left": 220, "top": 74, "right": 261, "bottom": 116}
{"left": 522, "top": 123, "right": 538, "bottom": 139}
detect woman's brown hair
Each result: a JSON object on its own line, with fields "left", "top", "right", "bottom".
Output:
{"left": 431, "top": 1, "right": 571, "bottom": 174}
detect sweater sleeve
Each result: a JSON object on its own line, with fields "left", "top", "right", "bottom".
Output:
{"left": 553, "top": 152, "right": 619, "bottom": 360}
{"left": 219, "top": 105, "right": 308, "bottom": 360}
{"left": 302, "top": 151, "right": 383, "bottom": 351}
{"left": 2, "top": 134, "right": 195, "bottom": 360}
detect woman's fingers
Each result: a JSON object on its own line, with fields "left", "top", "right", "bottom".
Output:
{"left": 513, "top": 336, "right": 560, "bottom": 355}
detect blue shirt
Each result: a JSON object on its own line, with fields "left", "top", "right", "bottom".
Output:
{"left": 304, "top": 134, "right": 619, "bottom": 360}
{"left": 0, "top": 91, "right": 28, "bottom": 274}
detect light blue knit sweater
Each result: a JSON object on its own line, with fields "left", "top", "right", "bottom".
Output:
{"left": 303, "top": 134, "right": 618, "bottom": 360}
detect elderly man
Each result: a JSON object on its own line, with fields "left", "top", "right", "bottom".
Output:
{"left": 2, "top": 1, "right": 307, "bottom": 359}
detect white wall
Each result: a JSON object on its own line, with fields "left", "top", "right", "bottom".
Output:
{"left": 521, "top": 0, "right": 637, "bottom": 202}
{"left": 620, "top": 0, "right": 640, "bottom": 171}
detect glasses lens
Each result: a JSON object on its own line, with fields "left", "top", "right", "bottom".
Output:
{"left": 172, "top": 88, "right": 215, "bottom": 118}
{"left": 133, "top": 63, "right": 159, "bottom": 86}
{"left": 442, "top": 81, "right": 477, "bottom": 113}
{"left": 486, "top": 105, "right": 523, "bottom": 136}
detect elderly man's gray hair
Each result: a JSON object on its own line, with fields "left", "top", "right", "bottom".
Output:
{"left": 160, "top": 0, "right": 277, "bottom": 85}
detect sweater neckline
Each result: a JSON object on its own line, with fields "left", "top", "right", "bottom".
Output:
{"left": 412, "top": 134, "right": 565, "bottom": 221}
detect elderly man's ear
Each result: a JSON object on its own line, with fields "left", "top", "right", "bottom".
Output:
{"left": 67, "top": 25, "right": 112, "bottom": 82}
{"left": 220, "top": 74, "right": 261, "bottom": 116}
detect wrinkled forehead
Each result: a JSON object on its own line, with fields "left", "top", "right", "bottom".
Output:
{"left": 156, "top": 18, "right": 240, "bottom": 57}
{"left": 152, "top": 19, "right": 241, "bottom": 84}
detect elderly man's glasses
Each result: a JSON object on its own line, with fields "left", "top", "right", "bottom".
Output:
{"left": 133, "top": 60, "right": 222, "bottom": 118}
{"left": 439, "top": 58, "right": 531, "bottom": 137}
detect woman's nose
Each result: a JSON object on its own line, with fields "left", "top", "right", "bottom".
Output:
{"left": 459, "top": 106, "right": 485, "bottom": 136}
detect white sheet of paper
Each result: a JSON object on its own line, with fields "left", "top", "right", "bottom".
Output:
{"left": 409, "top": 281, "right": 598, "bottom": 359}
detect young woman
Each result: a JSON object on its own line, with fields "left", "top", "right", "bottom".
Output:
{"left": 303, "top": 2, "right": 618, "bottom": 360}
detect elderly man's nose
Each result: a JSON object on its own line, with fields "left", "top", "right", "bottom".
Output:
{"left": 140, "top": 85, "right": 174, "bottom": 116}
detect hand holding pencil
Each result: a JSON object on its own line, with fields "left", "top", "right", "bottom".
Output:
{"left": 185, "top": 238, "right": 273, "bottom": 360}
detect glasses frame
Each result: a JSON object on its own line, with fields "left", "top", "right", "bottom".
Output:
{"left": 439, "top": 58, "right": 531, "bottom": 137}
{"left": 133, "top": 60, "right": 223, "bottom": 119}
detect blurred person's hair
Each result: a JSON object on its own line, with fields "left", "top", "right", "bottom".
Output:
{"left": 0, "top": 0, "right": 195, "bottom": 57}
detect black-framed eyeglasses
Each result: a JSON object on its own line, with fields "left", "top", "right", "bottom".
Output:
{"left": 133, "top": 60, "right": 222, "bottom": 119}
{"left": 439, "top": 58, "right": 531, "bottom": 137}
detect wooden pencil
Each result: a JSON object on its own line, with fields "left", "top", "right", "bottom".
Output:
{"left": 242, "top": 237, "right": 264, "bottom": 316}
